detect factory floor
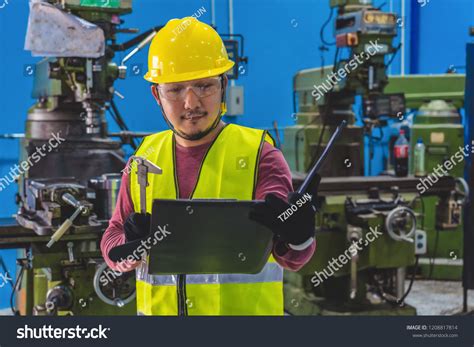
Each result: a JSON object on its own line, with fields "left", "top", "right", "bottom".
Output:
{"left": 1, "top": 280, "right": 473, "bottom": 316}
{"left": 404, "top": 280, "right": 473, "bottom": 315}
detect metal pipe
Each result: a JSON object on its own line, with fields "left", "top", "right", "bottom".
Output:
{"left": 396, "top": 267, "right": 406, "bottom": 299}
{"left": 62, "top": 193, "right": 81, "bottom": 209}
{"left": 211, "top": 0, "right": 216, "bottom": 27}
{"left": 389, "top": 0, "right": 393, "bottom": 76}
{"left": 400, "top": 0, "right": 406, "bottom": 76}
{"left": 121, "top": 31, "right": 157, "bottom": 67}
{"left": 228, "top": 0, "right": 233, "bottom": 38}
{"left": 228, "top": 0, "right": 235, "bottom": 87}
{"left": 108, "top": 131, "right": 154, "bottom": 138}
{"left": 0, "top": 134, "right": 25, "bottom": 139}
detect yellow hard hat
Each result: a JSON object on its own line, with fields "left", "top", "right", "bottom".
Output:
{"left": 144, "top": 17, "right": 235, "bottom": 84}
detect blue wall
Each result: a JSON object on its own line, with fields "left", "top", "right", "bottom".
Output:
{"left": 410, "top": 0, "right": 473, "bottom": 74}
{"left": 1, "top": 0, "right": 473, "bottom": 309}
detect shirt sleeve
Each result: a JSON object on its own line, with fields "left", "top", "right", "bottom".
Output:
{"left": 101, "top": 141, "right": 316, "bottom": 273}
{"left": 256, "top": 142, "right": 316, "bottom": 272}
{"left": 100, "top": 159, "right": 141, "bottom": 272}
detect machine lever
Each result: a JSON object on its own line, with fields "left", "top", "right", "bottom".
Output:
{"left": 350, "top": 239, "right": 359, "bottom": 300}
{"left": 67, "top": 242, "right": 75, "bottom": 262}
{"left": 46, "top": 194, "right": 88, "bottom": 248}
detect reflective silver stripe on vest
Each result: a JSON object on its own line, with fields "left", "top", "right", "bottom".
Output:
{"left": 136, "top": 261, "right": 282, "bottom": 286}
{"left": 187, "top": 262, "right": 283, "bottom": 284}
{"left": 136, "top": 261, "right": 177, "bottom": 285}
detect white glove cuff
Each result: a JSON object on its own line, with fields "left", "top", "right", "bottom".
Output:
{"left": 288, "top": 237, "right": 314, "bottom": 251}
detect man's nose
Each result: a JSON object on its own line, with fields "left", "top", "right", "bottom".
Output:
{"left": 183, "top": 87, "right": 201, "bottom": 110}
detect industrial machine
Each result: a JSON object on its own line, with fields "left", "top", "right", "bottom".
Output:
{"left": 385, "top": 75, "right": 468, "bottom": 280}
{"left": 0, "top": 0, "right": 157, "bottom": 315}
{"left": 284, "top": 0, "right": 402, "bottom": 176}
{"left": 286, "top": 176, "right": 463, "bottom": 315}
{"left": 282, "top": 0, "right": 467, "bottom": 315}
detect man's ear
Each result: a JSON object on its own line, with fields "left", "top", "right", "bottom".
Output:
{"left": 221, "top": 74, "right": 229, "bottom": 99}
{"left": 150, "top": 84, "right": 162, "bottom": 106}
{"left": 223, "top": 74, "right": 229, "bottom": 89}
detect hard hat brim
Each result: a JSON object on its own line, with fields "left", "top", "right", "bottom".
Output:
{"left": 144, "top": 61, "right": 235, "bottom": 84}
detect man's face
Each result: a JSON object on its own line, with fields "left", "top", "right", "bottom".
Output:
{"left": 151, "top": 76, "right": 226, "bottom": 140}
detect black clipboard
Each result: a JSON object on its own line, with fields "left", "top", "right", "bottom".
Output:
{"left": 108, "top": 121, "right": 347, "bottom": 273}
{"left": 147, "top": 199, "right": 273, "bottom": 275}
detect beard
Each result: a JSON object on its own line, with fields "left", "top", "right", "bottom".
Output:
{"left": 176, "top": 110, "right": 220, "bottom": 141}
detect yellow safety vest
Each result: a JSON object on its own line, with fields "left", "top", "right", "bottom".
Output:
{"left": 129, "top": 124, "right": 283, "bottom": 315}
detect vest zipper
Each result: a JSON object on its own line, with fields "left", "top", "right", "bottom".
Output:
{"left": 177, "top": 274, "right": 187, "bottom": 316}
{"left": 173, "top": 128, "right": 227, "bottom": 316}
{"left": 172, "top": 138, "right": 187, "bottom": 316}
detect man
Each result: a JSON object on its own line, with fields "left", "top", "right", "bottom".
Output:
{"left": 101, "top": 17, "right": 316, "bottom": 316}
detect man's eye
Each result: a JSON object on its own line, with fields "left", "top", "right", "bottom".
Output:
{"left": 168, "top": 87, "right": 183, "bottom": 93}
{"left": 198, "top": 84, "right": 212, "bottom": 90}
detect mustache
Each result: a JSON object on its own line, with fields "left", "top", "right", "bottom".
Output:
{"left": 181, "top": 110, "right": 207, "bottom": 118}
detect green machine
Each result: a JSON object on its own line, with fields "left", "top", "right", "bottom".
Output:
{"left": 287, "top": 177, "right": 416, "bottom": 315}
{"left": 385, "top": 75, "right": 468, "bottom": 280}
{"left": 285, "top": 175, "right": 461, "bottom": 316}
{"left": 0, "top": 0, "right": 163, "bottom": 315}
{"left": 284, "top": 0, "right": 402, "bottom": 176}
{"left": 283, "top": 0, "right": 416, "bottom": 315}
{"left": 282, "top": 0, "right": 467, "bottom": 315}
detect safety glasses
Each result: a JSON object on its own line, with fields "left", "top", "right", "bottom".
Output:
{"left": 156, "top": 76, "right": 222, "bottom": 101}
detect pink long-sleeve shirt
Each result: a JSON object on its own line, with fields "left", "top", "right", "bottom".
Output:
{"left": 100, "top": 138, "right": 315, "bottom": 273}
